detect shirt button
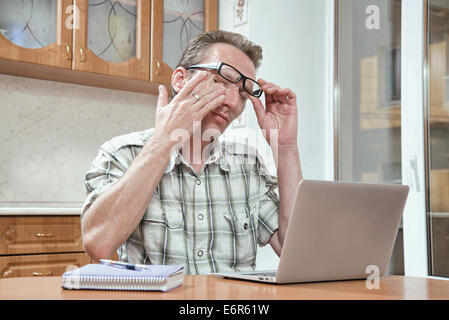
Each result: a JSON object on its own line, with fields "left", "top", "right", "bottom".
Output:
{"left": 195, "top": 178, "right": 201, "bottom": 185}
{"left": 197, "top": 250, "right": 204, "bottom": 257}
{"left": 197, "top": 213, "right": 204, "bottom": 221}
{"left": 243, "top": 222, "right": 249, "bottom": 230}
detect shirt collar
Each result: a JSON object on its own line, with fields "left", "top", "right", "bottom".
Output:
{"left": 164, "top": 138, "right": 230, "bottom": 173}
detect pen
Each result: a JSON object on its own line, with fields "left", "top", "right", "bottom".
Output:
{"left": 99, "top": 259, "right": 151, "bottom": 271}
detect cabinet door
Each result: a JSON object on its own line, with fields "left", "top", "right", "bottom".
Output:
{"left": 0, "top": 253, "right": 91, "bottom": 278}
{"left": 0, "top": 216, "right": 84, "bottom": 255}
{"left": 0, "top": 0, "right": 73, "bottom": 69}
{"left": 150, "top": 0, "right": 217, "bottom": 85}
{"left": 73, "top": 0, "right": 150, "bottom": 80}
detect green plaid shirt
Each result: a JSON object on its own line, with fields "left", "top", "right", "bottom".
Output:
{"left": 82, "top": 129, "right": 279, "bottom": 274}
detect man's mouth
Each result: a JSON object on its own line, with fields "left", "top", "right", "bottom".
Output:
{"left": 211, "top": 111, "right": 229, "bottom": 123}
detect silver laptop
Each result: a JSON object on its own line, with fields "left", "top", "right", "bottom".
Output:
{"left": 214, "top": 180, "right": 409, "bottom": 284}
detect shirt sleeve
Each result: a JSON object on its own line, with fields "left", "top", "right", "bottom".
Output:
{"left": 256, "top": 163, "right": 280, "bottom": 247}
{"left": 81, "top": 141, "right": 127, "bottom": 218}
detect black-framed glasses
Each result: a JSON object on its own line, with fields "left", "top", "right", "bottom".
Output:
{"left": 186, "top": 62, "right": 262, "bottom": 98}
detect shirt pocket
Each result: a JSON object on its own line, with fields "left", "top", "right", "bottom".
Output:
{"left": 141, "top": 205, "right": 185, "bottom": 264}
{"left": 223, "top": 210, "right": 257, "bottom": 269}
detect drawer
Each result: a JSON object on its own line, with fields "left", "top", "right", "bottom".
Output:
{"left": 0, "top": 252, "right": 91, "bottom": 278}
{"left": 0, "top": 216, "right": 83, "bottom": 255}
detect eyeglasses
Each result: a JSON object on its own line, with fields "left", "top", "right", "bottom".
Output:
{"left": 186, "top": 62, "right": 262, "bottom": 98}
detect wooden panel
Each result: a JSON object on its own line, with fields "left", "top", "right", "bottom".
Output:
{"left": 0, "top": 0, "right": 73, "bottom": 69}
{"left": 0, "top": 252, "right": 91, "bottom": 279}
{"left": 0, "top": 58, "right": 162, "bottom": 95}
{"left": 0, "top": 216, "right": 83, "bottom": 255}
{"left": 204, "top": 0, "right": 218, "bottom": 32}
{"left": 72, "top": 0, "right": 150, "bottom": 80}
{"left": 150, "top": 0, "right": 172, "bottom": 85}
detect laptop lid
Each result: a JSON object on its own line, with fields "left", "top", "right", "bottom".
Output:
{"left": 276, "top": 180, "right": 409, "bottom": 284}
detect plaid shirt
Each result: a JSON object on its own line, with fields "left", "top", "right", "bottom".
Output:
{"left": 82, "top": 129, "right": 279, "bottom": 274}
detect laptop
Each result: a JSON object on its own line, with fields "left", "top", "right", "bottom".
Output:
{"left": 214, "top": 179, "right": 409, "bottom": 284}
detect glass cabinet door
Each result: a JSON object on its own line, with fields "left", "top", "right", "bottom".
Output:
{"left": 0, "top": 0, "right": 72, "bottom": 68}
{"left": 73, "top": 0, "right": 150, "bottom": 80}
{"left": 337, "top": 0, "right": 403, "bottom": 274}
{"left": 427, "top": 0, "right": 449, "bottom": 278}
{"left": 150, "top": 0, "right": 217, "bottom": 84}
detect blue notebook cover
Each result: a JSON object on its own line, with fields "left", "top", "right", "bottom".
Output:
{"left": 62, "top": 264, "right": 184, "bottom": 292}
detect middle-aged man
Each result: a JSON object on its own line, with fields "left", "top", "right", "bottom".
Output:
{"left": 81, "top": 30, "right": 303, "bottom": 274}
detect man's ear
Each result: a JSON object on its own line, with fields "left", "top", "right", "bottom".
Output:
{"left": 171, "top": 67, "right": 189, "bottom": 94}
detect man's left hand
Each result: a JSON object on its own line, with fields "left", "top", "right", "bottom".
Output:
{"left": 249, "top": 78, "right": 298, "bottom": 147}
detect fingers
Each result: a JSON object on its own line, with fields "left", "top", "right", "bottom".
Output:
{"left": 193, "top": 85, "right": 226, "bottom": 111}
{"left": 258, "top": 78, "right": 297, "bottom": 105}
{"left": 173, "top": 71, "right": 208, "bottom": 102}
{"left": 199, "top": 94, "right": 227, "bottom": 117}
{"left": 249, "top": 96, "right": 266, "bottom": 123}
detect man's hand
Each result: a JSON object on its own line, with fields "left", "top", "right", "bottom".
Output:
{"left": 154, "top": 71, "right": 226, "bottom": 147}
{"left": 250, "top": 79, "right": 302, "bottom": 254}
{"left": 249, "top": 79, "right": 298, "bottom": 147}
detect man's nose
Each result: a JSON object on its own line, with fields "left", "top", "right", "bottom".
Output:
{"left": 223, "top": 83, "right": 241, "bottom": 107}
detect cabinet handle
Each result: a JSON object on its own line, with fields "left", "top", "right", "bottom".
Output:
{"left": 35, "top": 233, "right": 55, "bottom": 238}
{"left": 79, "top": 45, "right": 86, "bottom": 62}
{"left": 2, "top": 269, "right": 13, "bottom": 278}
{"left": 155, "top": 59, "right": 161, "bottom": 75}
{"left": 32, "top": 272, "right": 53, "bottom": 277}
{"left": 4, "top": 227, "right": 15, "bottom": 241}
{"left": 64, "top": 42, "right": 71, "bottom": 61}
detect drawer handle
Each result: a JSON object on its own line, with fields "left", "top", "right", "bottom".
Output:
{"left": 4, "top": 228, "right": 16, "bottom": 241}
{"left": 32, "top": 272, "right": 53, "bottom": 277}
{"left": 2, "top": 268, "right": 13, "bottom": 278}
{"left": 35, "top": 233, "right": 55, "bottom": 238}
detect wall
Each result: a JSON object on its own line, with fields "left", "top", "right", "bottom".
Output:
{"left": 0, "top": 74, "right": 157, "bottom": 208}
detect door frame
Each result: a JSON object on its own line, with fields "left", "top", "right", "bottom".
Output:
{"left": 400, "top": 0, "right": 430, "bottom": 277}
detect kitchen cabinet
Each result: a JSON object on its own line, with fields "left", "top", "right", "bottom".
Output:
{"left": 0, "top": 216, "right": 91, "bottom": 278}
{"left": 73, "top": 0, "right": 150, "bottom": 80}
{"left": 0, "top": 0, "right": 218, "bottom": 93}
{"left": 0, "top": 0, "right": 73, "bottom": 69}
{"left": 150, "top": 0, "right": 217, "bottom": 84}
{"left": 0, "top": 253, "right": 90, "bottom": 278}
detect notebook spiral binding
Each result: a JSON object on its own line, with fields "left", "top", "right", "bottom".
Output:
{"left": 63, "top": 274, "right": 167, "bottom": 291}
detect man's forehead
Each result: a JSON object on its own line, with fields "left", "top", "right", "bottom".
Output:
{"left": 201, "top": 43, "right": 256, "bottom": 78}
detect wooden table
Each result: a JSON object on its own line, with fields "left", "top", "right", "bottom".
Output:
{"left": 1, "top": 275, "right": 449, "bottom": 300}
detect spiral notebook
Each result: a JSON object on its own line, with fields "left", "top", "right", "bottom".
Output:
{"left": 62, "top": 264, "right": 184, "bottom": 292}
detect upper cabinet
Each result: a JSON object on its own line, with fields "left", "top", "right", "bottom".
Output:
{"left": 73, "top": 0, "right": 150, "bottom": 80}
{"left": 150, "top": 0, "right": 217, "bottom": 84}
{"left": 0, "top": 0, "right": 73, "bottom": 69}
{"left": 0, "top": 0, "right": 217, "bottom": 92}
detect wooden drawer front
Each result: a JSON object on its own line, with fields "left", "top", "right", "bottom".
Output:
{"left": 0, "top": 216, "right": 83, "bottom": 255}
{"left": 0, "top": 253, "right": 91, "bottom": 279}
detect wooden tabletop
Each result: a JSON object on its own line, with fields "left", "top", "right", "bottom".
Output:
{"left": 1, "top": 275, "right": 449, "bottom": 300}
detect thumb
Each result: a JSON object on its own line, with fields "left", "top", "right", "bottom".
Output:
{"left": 157, "top": 85, "right": 169, "bottom": 109}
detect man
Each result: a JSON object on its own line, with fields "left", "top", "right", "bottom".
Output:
{"left": 81, "top": 30, "right": 302, "bottom": 274}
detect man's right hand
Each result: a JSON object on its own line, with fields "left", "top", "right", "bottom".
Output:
{"left": 154, "top": 71, "right": 226, "bottom": 148}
